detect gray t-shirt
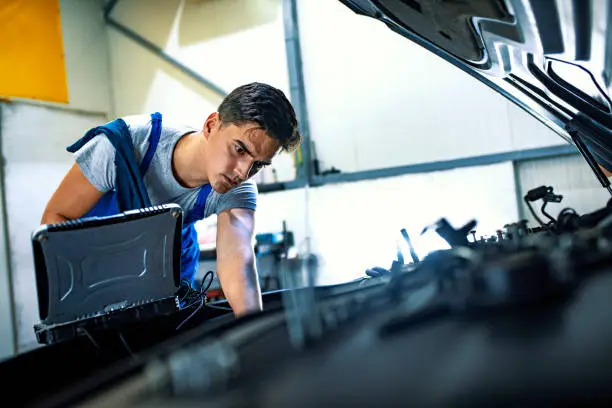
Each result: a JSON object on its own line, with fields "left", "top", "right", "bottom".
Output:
{"left": 74, "top": 114, "right": 258, "bottom": 219}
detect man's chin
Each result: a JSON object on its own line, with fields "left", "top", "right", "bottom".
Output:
{"left": 211, "top": 179, "right": 232, "bottom": 194}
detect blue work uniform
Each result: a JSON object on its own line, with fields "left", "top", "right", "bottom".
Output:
{"left": 66, "top": 112, "right": 212, "bottom": 284}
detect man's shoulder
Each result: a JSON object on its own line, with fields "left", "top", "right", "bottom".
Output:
{"left": 118, "top": 113, "right": 197, "bottom": 143}
{"left": 120, "top": 113, "right": 151, "bottom": 128}
{"left": 207, "top": 180, "right": 258, "bottom": 215}
{"left": 118, "top": 112, "right": 197, "bottom": 129}
{"left": 233, "top": 179, "right": 259, "bottom": 194}
{"left": 212, "top": 180, "right": 258, "bottom": 199}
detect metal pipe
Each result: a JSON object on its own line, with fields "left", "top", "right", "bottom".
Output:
{"left": 0, "top": 103, "right": 18, "bottom": 356}
{"left": 283, "top": 0, "right": 312, "bottom": 183}
{"left": 255, "top": 144, "right": 579, "bottom": 193}
{"left": 310, "top": 144, "right": 579, "bottom": 187}
{"left": 257, "top": 178, "right": 306, "bottom": 193}
{"left": 2, "top": 98, "right": 108, "bottom": 118}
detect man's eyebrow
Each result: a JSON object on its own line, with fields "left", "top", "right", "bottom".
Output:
{"left": 236, "top": 140, "right": 254, "bottom": 157}
{"left": 236, "top": 139, "right": 271, "bottom": 166}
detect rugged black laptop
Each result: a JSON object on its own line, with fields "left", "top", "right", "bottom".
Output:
{"left": 31, "top": 204, "right": 183, "bottom": 345}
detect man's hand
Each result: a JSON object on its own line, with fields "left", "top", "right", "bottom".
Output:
{"left": 41, "top": 163, "right": 104, "bottom": 224}
{"left": 216, "top": 207, "right": 262, "bottom": 317}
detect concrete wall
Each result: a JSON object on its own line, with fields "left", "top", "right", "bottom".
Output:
{"left": 1, "top": 104, "right": 107, "bottom": 352}
{"left": 297, "top": 0, "right": 568, "bottom": 174}
{"left": 1, "top": 0, "right": 112, "bottom": 353}
{"left": 59, "top": 0, "right": 113, "bottom": 114}
{"left": 0, "top": 105, "right": 15, "bottom": 361}
{"left": 256, "top": 162, "right": 519, "bottom": 285}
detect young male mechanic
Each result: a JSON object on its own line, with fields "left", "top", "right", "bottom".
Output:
{"left": 40, "top": 82, "right": 301, "bottom": 317}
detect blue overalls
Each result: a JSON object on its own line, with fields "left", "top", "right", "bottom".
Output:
{"left": 66, "top": 112, "right": 212, "bottom": 284}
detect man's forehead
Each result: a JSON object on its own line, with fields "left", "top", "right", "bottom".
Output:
{"left": 243, "top": 127, "right": 281, "bottom": 159}
{"left": 244, "top": 126, "right": 268, "bottom": 141}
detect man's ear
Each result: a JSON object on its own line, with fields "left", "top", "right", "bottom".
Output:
{"left": 203, "top": 112, "right": 219, "bottom": 140}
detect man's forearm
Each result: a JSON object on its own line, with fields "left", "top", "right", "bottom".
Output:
{"left": 217, "top": 257, "right": 262, "bottom": 317}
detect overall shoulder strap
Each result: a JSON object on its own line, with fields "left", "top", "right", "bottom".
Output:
{"left": 184, "top": 184, "right": 213, "bottom": 225}
{"left": 66, "top": 118, "right": 130, "bottom": 153}
{"left": 66, "top": 116, "right": 152, "bottom": 212}
{"left": 139, "top": 112, "right": 163, "bottom": 176}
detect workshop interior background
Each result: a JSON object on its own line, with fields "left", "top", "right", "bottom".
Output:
{"left": 0, "top": 0, "right": 608, "bottom": 357}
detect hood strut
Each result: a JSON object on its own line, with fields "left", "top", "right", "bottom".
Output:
{"left": 566, "top": 115, "right": 612, "bottom": 197}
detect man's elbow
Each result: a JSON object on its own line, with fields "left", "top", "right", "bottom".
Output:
{"left": 233, "top": 293, "right": 263, "bottom": 318}
{"left": 215, "top": 250, "right": 260, "bottom": 315}
{"left": 41, "top": 210, "right": 69, "bottom": 225}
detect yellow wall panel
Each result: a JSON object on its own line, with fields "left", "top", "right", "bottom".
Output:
{"left": 0, "top": 0, "right": 68, "bottom": 103}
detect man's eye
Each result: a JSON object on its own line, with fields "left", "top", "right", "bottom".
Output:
{"left": 249, "top": 163, "right": 265, "bottom": 176}
{"left": 234, "top": 144, "right": 245, "bottom": 154}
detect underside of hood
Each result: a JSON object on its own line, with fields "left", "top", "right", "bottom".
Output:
{"left": 337, "top": 0, "right": 612, "bottom": 183}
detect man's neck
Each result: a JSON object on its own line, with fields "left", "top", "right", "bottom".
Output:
{"left": 172, "top": 131, "right": 208, "bottom": 189}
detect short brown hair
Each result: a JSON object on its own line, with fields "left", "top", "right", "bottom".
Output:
{"left": 218, "top": 82, "right": 302, "bottom": 152}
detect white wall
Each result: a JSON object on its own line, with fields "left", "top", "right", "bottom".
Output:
{"left": 1, "top": 104, "right": 108, "bottom": 352}
{"left": 0, "top": 107, "right": 105, "bottom": 353}
{"left": 59, "top": 0, "right": 113, "bottom": 114}
{"left": 0, "top": 106, "right": 15, "bottom": 360}
{"left": 107, "top": 0, "right": 295, "bottom": 181}
{"left": 256, "top": 162, "right": 519, "bottom": 285}
{"left": 297, "top": 0, "right": 568, "bottom": 174}
{"left": 0, "top": 0, "right": 112, "bottom": 353}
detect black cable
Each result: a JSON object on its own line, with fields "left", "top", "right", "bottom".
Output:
{"left": 540, "top": 201, "right": 557, "bottom": 225}
{"left": 176, "top": 271, "right": 215, "bottom": 330}
{"left": 177, "top": 280, "right": 191, "bottom": 305}
{"left": 557, "top": 207, "right": 578, "bottom": 224}
{"left": 179, "top": 271, "right": 214, "bottom": 308}
{"left": 556, "top": 207, "right": 580, "bottom": 232}
{"left": 176, "top": 296, "right": 205, "bottom": 331}
{"left": 77, "top": 327, "right": 99, "bottom": 350}
{"left": 525, "top": 197, "right": 547, "bottom": 228}
{"left": 559, "top": 207, "right": 578, "bottom": 216}
{"left": 118, "top": 330, "right": 134, "bottom": 358}
{"left": 201, "top": 270, "right": 214, "bottom": 293}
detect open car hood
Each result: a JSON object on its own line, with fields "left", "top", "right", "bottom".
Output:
{"left": 337, "top": 0, "right": 612, "bottom": 181}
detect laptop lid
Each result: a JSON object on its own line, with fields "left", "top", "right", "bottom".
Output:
{"left": 31, "top": 204, "right": 182, "bottom": 325}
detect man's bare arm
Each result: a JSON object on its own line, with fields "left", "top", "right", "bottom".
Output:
{"left": 215, "top": 207, "right": 262, "bottom": 317}
{"left": 41, "top": 163, "right": 104, "bottom": 224}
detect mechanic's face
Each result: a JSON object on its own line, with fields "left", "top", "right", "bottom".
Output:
{"left": 203, "top": 112, "right": 281, "bottom": 194}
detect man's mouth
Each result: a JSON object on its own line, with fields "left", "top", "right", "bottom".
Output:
{"left": 223, "top": 175, "right": 237, "bottom": 187}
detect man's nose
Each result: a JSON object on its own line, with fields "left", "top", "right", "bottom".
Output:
{"left": 234, "top": 159, "right": 253, "bottom": 181}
